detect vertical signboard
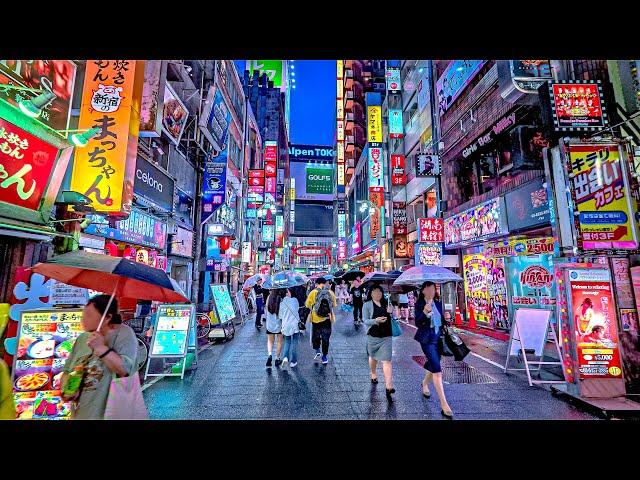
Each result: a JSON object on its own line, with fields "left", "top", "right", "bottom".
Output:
{"left": 72, "top": 60, "right": 140, "bottom": 215}
{"left": 391, "top": 154, "right": 406, "bottom": 186}
{"left": 393, "top": 203, "right": 407, "bottom": 235}
{"left": 367, "top": 106, "right": 383, "bottom": 143}
{"left": 388, "top": 109, "right": 404, "bottom": 138}
{"left": 463, "top": 254, "right": 490, "bottom": 324}
{"left": 566, "top": 143, "right": 638, "bottom": 250}
{"left": 368, "top": 147, "right": 384, "bottom": 188}
{"left": 139, "top": 60, "right": 166, "bottom": 137}
{"left": 567, "top": 269, "right": 623, "bottom": 379}
{"left": 386, "top": 68, "right": 401, "bottom": 93}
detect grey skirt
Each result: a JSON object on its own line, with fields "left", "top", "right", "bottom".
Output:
{"left": 366, "top": 335, "right": 392, "bottom": 361}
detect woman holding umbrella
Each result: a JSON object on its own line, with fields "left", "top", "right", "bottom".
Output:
{"left": 61, "top": 294, "right": 138, "bottom": 420}
{"left": 414, "top": 281, "right": 453, "bottom": 418}
{"left": 363, "top": 285, "right": 396, "bottom": 400}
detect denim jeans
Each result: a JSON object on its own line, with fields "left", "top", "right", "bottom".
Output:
{"left": 282, "top": 332, "right": 299, "bottom": 363}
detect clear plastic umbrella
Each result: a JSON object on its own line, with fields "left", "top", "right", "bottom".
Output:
{"left": 242, "top": 273, "right": 270, "bottom": 290}
{"left": 263, "top": 271, "right": 308, "bottom": 290}
{"left": 393, "top": 265, "right": 463, "bottom": 287}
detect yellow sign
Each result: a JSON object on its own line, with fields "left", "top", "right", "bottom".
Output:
{"left": 71, "top": 60, "right": 141, "bottom": 215}
{"left": 337, "top": 79, "right": 343, "bottom": 100}
{"left": 568, "top": 143, "right": 638, "bottom": 250}
{"left": 338, "top": 164, "right": 345, "bottom": 186}
{"left": 367, "top": 105, "right": 382, "bottom": 143}
{"left": 337, "top": 99, "right": 343, "bottom": 121}
{"left": 337, "top": 143, "right": 344, "bottom": 163}
{"left": 337, "top": 60, "right": 343, "bottom": 79}
{"left": 337, "top": 120, "right": 344, "bottom": 141}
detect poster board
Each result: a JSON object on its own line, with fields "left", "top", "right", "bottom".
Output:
{"left": 505, "top": 308, "right": 565, "bottom": 387}
{"left": 49, "top": 281, "right": 89, "bottom": 306}
{"left": 145, "top": 303, "right": 195, "bottom": 380}
{"left": 210, "top": 285, "right": 236, "bottom": 324}
{"left": 12, "top": 308, "right": 84, "bottom": 420}
{"left": 509, "top": 308, "right": 552, "bottom": 357}
{"left": 148, "top": 304, "right": 192, "bottom": 358}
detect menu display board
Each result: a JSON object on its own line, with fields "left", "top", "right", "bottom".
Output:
{"left": 463, "top": 254, "right": 490, "bottom": 324}
{"left": 567, "top": 269, "right": 623, "bottom": 379}
{"left": 12, "top": 309, "right": 84, "bottom": 420}
{"left": 210, "top": 284, "right": 235, "bottom": 324}
{"left": 149, "top": 304, "right": 192, "bottom": 357}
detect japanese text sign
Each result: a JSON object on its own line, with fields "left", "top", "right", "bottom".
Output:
{"left": 567, "top": 143, "right": 638, "bottom": 250}
{"left": 368, "top": 147, "right": 384, "bottom": 188}
{"left": 367, "top": 105, "right": 382, "bottom": 143}
{"left": 393, "top": 202, "right": 407, "bottom": 235}
{"left": 71, "top": 60, "right": 139, "bottom": 215}
{"left": 386, "top": 68, "right": 401, "bottom": 93}
{"left": 419, "top": 218, "right": 444, "bottom": 243}
{"left": 0, "top": 117, "right": 60, "bottom": 211}
{"left": 391, "top": 154, "right": 406, "bottom": 186}
{"left": 388, "top": 109, "right": 404, "bottom": 139}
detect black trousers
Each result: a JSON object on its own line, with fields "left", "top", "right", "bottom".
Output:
{"left": 312, "top": 319, "right": 332, "bottom": 355}
{"left": 353, "top": 303, "right": 363, "bottom": 322}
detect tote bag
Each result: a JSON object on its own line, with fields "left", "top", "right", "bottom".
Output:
{"left": 104, "top": 373, "right": 149, "bottom": 420}
{"left": 391, "top": 316, "right": 402, "bottom": 337}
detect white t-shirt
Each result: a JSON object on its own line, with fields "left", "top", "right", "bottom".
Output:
{"left": 279, "top": 296, "right": 300, "bottom": 336}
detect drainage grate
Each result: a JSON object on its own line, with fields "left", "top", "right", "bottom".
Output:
{"left": 411, "top": 356, "right": 498, "bottom": 384}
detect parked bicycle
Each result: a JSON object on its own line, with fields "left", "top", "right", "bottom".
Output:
{"left": 126, "top": 315, "right": 151, "bottom": 372}
{"left": 196, "top": 312, "right": 212, "bottom": 339}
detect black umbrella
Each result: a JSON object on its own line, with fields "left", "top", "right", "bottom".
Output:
{"left": 342, "top": 269, "right": 365, "bottom": 282}
{"left": 332, "top": 269, "right": 345, "bottom": 278}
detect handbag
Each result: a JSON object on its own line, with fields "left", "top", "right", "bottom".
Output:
{"left": 391, "top": 316, "right": 402, "bottom": 337}
{"left": 442, "top": 325, "right": 471, "bottom": 361}
{"left": 104, "top": 373, "right": 149, "bottom": 420}
{"left": 103, "top": 327, "right": 149, "bottom": 420}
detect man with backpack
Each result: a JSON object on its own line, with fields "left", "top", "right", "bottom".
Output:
{"left": 305, "top": 277, "right": 337, "bottom": 365}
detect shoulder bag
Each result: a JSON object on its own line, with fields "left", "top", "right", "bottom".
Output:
{"left": 103, "top": 327, "right": 149, "bottom": 420}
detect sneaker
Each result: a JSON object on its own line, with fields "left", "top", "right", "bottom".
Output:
{"left": 290, "top": 362, "right": 298, "bottom": 368}
{"left": 266, "top": 355, "right": 272, "bottom": 367}
{"left": 282, "top": 357, "right": 289, "bottom": 367}
{"left": 321, "top": 355, "right": 328, "bottom": 365}
{"left": 275, "top": 358, "right": 282, "bottom": 367}
{"left": 314, "top": 350, "right": 322, "bottom": 360}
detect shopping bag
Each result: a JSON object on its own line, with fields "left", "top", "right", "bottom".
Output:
{"left": 104, "top": 373, "right": 149, "bottom": 420}
{"left": 391, "top": 317, "right": 402, "bottom": 337}
{"left": 442, "top": 325, "right": 471, "bottom": 361}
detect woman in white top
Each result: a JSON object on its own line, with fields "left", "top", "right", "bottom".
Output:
{"left": 279, "top": 288, "right": 301, "bottom": 368}
{"left": 265, "top": 290, "right": 284, "bottom": 367}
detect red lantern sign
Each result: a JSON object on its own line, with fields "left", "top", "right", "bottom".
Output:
{"left": 104, "top": 241, "right": 118, "bottom": 256}
{"left": 123, "top": 246, "right": 137, "bottom": 261}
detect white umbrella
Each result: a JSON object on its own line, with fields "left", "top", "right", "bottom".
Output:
{"left": 393, "top": 265, "right": 463, "bottom": 287}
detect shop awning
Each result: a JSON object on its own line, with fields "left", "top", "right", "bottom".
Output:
{"left": 0, "top": 217, "right": 57, "bottom": 242}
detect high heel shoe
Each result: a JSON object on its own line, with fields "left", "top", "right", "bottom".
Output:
{"left": 371, "top": 376, "right": 378, "bottom": 384}
{"left": 441, "top": 407, "right": 454, "bottom": 419}
{"left": 385, "top": 388, "right": 395, "bottom": 400}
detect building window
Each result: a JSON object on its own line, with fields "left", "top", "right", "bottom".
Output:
{"left": 572, "top": 60, "right": 609, "bottom": 81}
